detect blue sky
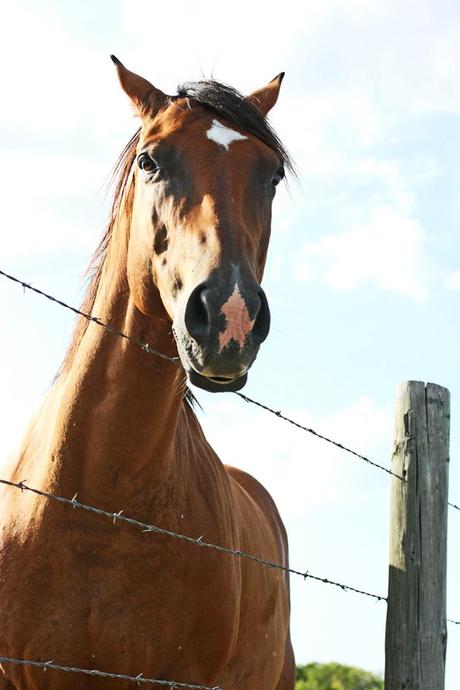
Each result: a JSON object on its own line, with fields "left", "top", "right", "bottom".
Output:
{"left": 1, "top": 0, "right": 459, "bottom": 686}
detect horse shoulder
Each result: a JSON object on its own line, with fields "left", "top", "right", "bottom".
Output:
{"left": 226, "top": 464, "right": 289, "bottom": 565}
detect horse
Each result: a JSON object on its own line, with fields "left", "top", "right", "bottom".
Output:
{"left": 0, "top": 57, "right": 295, "bottom": 690}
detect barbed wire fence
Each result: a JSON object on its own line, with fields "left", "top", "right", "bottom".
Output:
{"left": 0, "top": 477, "right": 386, "bottom": 602}
{"left": 0, "top": 657, "right": 220, "bottom": 690}
{"left": 0, "top": 268, "right": 458, "bottom": 688}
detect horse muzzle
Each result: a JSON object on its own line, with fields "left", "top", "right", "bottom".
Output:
{"left": 173, "top": 276, "right": 270, "bottom": 393}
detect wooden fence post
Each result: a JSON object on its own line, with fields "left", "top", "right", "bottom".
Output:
{"left": 385, "top": 381, "right": 450, "bottom": 689}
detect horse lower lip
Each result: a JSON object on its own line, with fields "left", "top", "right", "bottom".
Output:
{"left": 187, "top": 369, "right": 248, "bottom": 393}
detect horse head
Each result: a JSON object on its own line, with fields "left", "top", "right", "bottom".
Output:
{"left": 112, "top": 57, "right": 290, "bottom": 393}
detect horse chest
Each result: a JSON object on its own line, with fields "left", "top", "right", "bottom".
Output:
{"left": 0, "top": 509, "right": 242, "bottom": 686}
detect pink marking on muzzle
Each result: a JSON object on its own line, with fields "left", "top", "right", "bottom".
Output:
{"left": 219, "top": 284, "right": 255, "bottom": 352}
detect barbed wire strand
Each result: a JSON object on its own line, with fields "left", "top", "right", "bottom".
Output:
{"left": 2, "top": 269, "right": 460, "bottom": 511}
{"left": 1, "top": 268, "right": 402, "bottom": 484}
{"left": 4, "top": 270, "right": 460, "bottom": 507}
{"left": 0, "top": 269, "right": 179, "bottom": 367}
{"left": 0, "top": 478, "right": 386, "bottom": 602}
{"left": 448, "top": 619, "right": 460, "bottom": 625}
{"left": 236, "top": 392, "right": 405, "bottom": 482}
{"left": 0, "top": 656, "right": 219, "bottom": 689}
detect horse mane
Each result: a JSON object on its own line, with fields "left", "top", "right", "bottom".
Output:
{"left": 58, "top": 129, "right": 140, "bottom": 378}
{"left": 58, "top": 78, "right": 292, "bottom": 386}
{"left": 57, "top": 129, "right": 199, "bottom": 409}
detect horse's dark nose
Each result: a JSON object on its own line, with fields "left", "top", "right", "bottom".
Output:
{"left": 184, "top": 280, "right": 270, "bottom": 348}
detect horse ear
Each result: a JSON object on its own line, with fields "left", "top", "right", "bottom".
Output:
{"left": 110, "top": 55, "right": 167, "bottom": 115}
{"left": 245, "top": 73, "right": 285, "bottom": 117}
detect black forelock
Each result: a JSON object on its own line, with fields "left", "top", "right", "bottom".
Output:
{"left": 174, "top": 79, "right": 294, "bottom": 175}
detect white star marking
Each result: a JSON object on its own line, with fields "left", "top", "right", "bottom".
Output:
{"left": 206, "top": 119, "right": 247, "bottom": 150}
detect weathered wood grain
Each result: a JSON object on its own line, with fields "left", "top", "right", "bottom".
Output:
{"left": 385, "top": 381, "right": 450, "bottom": 690}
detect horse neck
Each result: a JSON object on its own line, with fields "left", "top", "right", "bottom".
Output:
{"left": 20, "top": 214, "right": 187, "bottom": 509}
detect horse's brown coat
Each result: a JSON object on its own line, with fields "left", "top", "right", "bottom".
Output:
{"left": 0, "top": 62, "right": 295, "bottom": 690}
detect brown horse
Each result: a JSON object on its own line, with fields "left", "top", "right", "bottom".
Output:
{"left": 0, "top": 58, "right": 295, "bottom": 690}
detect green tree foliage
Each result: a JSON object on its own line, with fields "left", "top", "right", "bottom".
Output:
{"left": 295, "top": 662, "right": 383, "bottom": 690}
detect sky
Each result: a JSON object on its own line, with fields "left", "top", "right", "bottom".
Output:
{"left": 0, "top": 0, "right": 459, "bottom": 686}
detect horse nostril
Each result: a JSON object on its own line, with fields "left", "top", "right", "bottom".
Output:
{"left": 252, "top": 288, "right": 271, "bottom": 343}
{"left": 184, "top": 282, "right": 210, "bottom": 340}
{"left": 185, "top": 281, "right": 270, "bottom": 347}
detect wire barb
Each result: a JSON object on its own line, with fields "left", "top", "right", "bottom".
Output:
{"left": 0, "top": 477, "right": 386, "bottom": 602}
{"left": 0, "top": 656, "right": 220, "bottom": 689}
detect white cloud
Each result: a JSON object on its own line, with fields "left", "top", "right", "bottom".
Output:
{"left": 0, "top": 6, "right": 135, "bottom": 261}
{"left": 444, "top": 271, "right": 460, "bottom": 290}
{"left": 295, "top": 203, "right": 429, "bottom": 301}
{"left": 0, "top": 151, "right": 110, "bottom": 260}
{"left": 119, "top": 1, "right": 328, "bottom": 90}
{"left": 196, "top": 393, "right": 392, "bottom": 522}
{"left": 0, "top": 4, "right": 136, "bottom": 153}
{"left": 349, "top": 157, "right": 432, "bottom": 214}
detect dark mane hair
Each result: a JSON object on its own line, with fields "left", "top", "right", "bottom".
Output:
{"left": 58, "top": 78, "right": 292, "bottom": 382}
{"left": 175, "top": 79, "right": 294, "bottom": 174}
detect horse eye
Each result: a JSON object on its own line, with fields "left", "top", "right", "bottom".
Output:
{"left": 138, "top": 152, "right": 159, "bottom": 174}
{"left": 271, "top": 167, "right": 285, "bottom": 187}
